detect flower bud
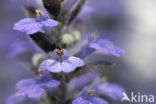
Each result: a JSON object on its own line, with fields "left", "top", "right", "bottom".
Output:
{"left": 72, "top": 30, "right": 81, "bottom": 41}
{"left": 62, "top": 33, "right": 74, "bottom": 45}
{"left": 32, "top": 53, "right": 45, "bottom": 66}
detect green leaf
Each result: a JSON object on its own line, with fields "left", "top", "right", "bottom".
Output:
{"left": 43, "top": 0, "right": 61, "bottom": 19}
{"left": 30, "top": 32, "right": 57, "bottom": 53}
{"left": 67, "top": 0, "right": 86, "bottom": 24}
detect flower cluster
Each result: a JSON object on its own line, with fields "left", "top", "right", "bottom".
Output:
{"left": 6, "top": 0, "right": 125, "bottom": 104}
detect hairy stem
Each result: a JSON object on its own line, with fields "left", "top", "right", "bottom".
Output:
{"left": 60, "top": 72, "right": 66, "bottom": 104}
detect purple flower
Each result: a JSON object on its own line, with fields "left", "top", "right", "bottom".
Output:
{"left": 13, "top": 9, "right": 58, "bottom": 34}
{"left": 67, "top": 73, "right": 99, "bottom": 100}
{"left": 72, "top": 87, "right": 108, "bottom": 104}
{"left": 69, "top": 71, "right": 125, "bottom": 102}
{"left": 72, "top": 81, "right": 125, "bottom": 104}
{"left": 15, "top": 71, "right": 60, "bottom": 98}
{"left": 88, "top": 33, "right": 125, "bottom": 57}
{"left": 76, "top": 44, "right": 95, "bottom": 58}
{"left": 39, "top": 49, "right": 84, "bottom": 73}
{"left": 96, "top": 82, "right": 125, "bottom": 100}
{"left": 87, "top": 73, "right": 125, "bottom": 101}
{"left": 88, "top": 76, "right": 125, "bottom": 101}
{"left": 5, "top": 94, "right": 41, "bottom": 104}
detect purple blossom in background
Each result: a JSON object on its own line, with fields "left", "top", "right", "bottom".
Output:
{"left": 69, "top": 72, "right": 125, "bottom": 103}
{"left": 79, "top": 5, "right": 94, "bottom": 16}
{"left": 13, "top": 9, "right": 58, "bottom": 34}
{"left": 87, "top": 73, "right": 125, "bottom": 101}
{"left": 88, "top": 33, "right": 125, "bottom": 57}
{"left": 68, "top": 72, "right": 98, "bottom": 92}
{"left": 7, "top": 41, "right": 37, "bottom": 58}
{"left": 96, "top": 82, "right": 125, "bottom": 100}
{"left": 40, "top": 49, "right": 84, "bottom": 73}
{"left": 77, "top": 33, "right": 124, "bottom": 58}
{"left": 15, "top": 71, "right": 60, "bottom": 98}
{"left": 5, "top": 95, "right": 41, "bottom": 104}
{"left": 72, "top": 87, "right": 108, "bottom": 104}
{"left": 76, "top": 44, "right": 95, "bottom": 59}
{"left": 89, "top": 39, "right": 125, "bottom": 57}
